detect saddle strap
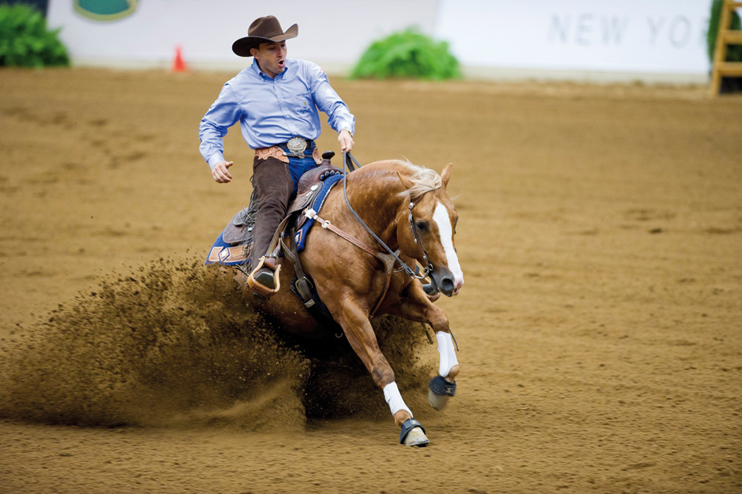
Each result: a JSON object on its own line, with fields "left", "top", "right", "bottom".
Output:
{"left": 303, "top": 209, "right": 379, "bottom": 259}
{"left": 279, "top": 228, "right": 343, "bottom": 332}
{"left": 264, "top": 214, "right": 295, "bottom": 260}
{"left": 304, "top": 209, "right": 395, "bottom": 317}
{"left": 274, "top": 209, "right": 395, "bottom": 319}
{"left": 279, "top": 232, "right": 309, "bottom": 299}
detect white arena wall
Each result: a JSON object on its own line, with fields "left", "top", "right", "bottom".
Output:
{"left": 46, "top": 0, "right": 731, "bottom": 84}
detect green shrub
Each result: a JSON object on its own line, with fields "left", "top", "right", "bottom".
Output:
{"left": 351, "top": 28, "right": 460, "bottom": 80}
{"left": 707, "top": 0, "right": 742, "bottom": 63}
{"left": 0, "top": 4, "right": 69, "bottom": 67}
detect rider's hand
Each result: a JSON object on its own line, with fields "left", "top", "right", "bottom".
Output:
{"left": 211, "top": 160, "right": 233, "bottom": 183}
{"left": 338, "top": 129, "right": 354, "bottom": 152}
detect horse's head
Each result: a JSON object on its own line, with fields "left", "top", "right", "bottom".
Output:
{"left": 396, "top": 164, "right": 464, "bottom": 297}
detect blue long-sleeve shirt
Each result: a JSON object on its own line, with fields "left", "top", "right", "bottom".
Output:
{"left": 199, "top": 58, "right": 355, "bottom": 169}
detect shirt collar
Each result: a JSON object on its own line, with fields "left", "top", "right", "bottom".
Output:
{"left": 250, "top": 58, "right": 290, "bottom": 81}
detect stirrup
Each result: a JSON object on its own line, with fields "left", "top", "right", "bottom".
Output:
{"left": 247, "top": 256, "right": 281, "bottom": 298}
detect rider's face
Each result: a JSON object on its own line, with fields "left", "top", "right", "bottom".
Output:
{"left": 251, "top": 41, "right": 287, "bottom": 79}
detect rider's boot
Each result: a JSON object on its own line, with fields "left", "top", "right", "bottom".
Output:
{"left": 247, "top": 255, "right": 281, "bottom": 298}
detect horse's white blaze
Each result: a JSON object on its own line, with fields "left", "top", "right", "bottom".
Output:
{"left": 436, "top": 331, "right": 459, "bottom": 377}
{"left": 433, "top": 201, "right": 464, "bottom": 290}
{"left": 383, "top": 382, "right": 413, "bottom": 417}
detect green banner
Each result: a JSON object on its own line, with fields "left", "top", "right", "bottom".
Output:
{"left": 74, "top": 0, "right": 138, "bottom": 22}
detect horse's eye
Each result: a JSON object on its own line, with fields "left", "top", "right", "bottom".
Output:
{"left": 415, "top": 221, "right": 429, "bottom": 232}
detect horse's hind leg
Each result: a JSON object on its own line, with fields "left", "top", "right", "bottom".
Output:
{"left": 333, "top": 299, "right": 430, "bottom": 447}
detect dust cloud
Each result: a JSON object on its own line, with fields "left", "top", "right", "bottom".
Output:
{"left": 0, "top": 258, "right": 433, "bottom": 430}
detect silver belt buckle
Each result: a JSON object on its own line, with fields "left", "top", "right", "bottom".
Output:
{"left": 286, "top": 137, "right": 307, "bottom": 157}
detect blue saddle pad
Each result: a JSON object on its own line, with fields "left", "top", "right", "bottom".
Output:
{"left": 204, "top": 173, "right": 344, "bottom": 266}
{"left": 294, "top": 173, "right": 344, "bottom": 252}
{"left": 204, "top": 232, "right": 249, "bottom": 266}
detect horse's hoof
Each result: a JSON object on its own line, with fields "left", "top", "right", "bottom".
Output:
{"left": 404, "top": 427, "right": 430, "bottom": 447}
{"left": 428, "top": 387, "right": 450, "bottom": 410}
{"left": 428, "top": 375, "right": 456, "bottom": 411}
{"left": 400, "top": 418, "right": 430, "bottom": 447}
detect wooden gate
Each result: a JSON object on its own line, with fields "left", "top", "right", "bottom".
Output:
{"left": 710, "top": 0, "right": 742, "bottom": 95}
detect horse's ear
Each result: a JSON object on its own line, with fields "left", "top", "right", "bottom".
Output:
{"left": 441, "top": 163, "right": 453, "bottom": 188}
{"left": 397, "top": 171, "right": 415, "bottom": 190}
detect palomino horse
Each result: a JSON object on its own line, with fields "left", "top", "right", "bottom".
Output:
{"left": 235, "top": 158, "right": 464, "bottom": 446}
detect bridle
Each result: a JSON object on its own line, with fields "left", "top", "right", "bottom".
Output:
{"left": 406, "top": 197, "right": 435, "bottom": 279}
{"left": 342, "top": 151, "right": 437, "bottom": 289}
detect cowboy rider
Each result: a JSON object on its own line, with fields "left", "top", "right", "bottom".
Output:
{"left": 199, "top": 15, "right": 355, "bottom": 296}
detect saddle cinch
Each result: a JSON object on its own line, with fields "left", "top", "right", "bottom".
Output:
{"left": 205, "top": 151, "right": 346, "bottom": 328}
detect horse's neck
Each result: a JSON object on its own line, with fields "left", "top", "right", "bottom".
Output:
{"left": 348, "top": 175, "right": 405, "bottom": 247}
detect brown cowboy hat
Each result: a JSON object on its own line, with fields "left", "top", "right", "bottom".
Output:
{"left": 232, "top": 16, "right": 298, "bottom": 57}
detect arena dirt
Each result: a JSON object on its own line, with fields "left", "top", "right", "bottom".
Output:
{"left": 0, "top": 68, "right": 740, "bottom": 494}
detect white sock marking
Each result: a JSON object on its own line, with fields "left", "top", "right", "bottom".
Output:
{"left": 383, "top": 382, "right": 413, "bottom": 417}
{"left": 436, "top": 331, "right": 459, "bottom": 377}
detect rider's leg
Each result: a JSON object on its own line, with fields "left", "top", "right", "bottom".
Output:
{"left": 249, "top": 156, "right": 293, "bottom": 291}
{"left": 248, "top": 148, "right": 318, "bottom": 295}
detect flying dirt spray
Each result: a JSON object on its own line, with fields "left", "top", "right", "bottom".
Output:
{"left": 0, "top": 258, "right": 433, "bottom": 429}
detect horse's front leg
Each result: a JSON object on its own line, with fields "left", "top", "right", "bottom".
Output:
{"left": 331, "top": 295, "right": 430, "bottom": 447}
{"left": 389, "top": 280, "right": 460, "bottom": 410}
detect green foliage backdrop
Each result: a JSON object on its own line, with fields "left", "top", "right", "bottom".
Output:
{"left": 707, "top": 0, "right": 742, "bottom": 63}
{"left": 0, "top": 4, "right": 69, "bottom": 67}
{"left": 351, "top": 29, "right": 460, "bottom": 80}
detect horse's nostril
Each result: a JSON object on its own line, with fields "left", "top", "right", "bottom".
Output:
{"left": 441, "top": 278, "right": 455, "bottom": 294}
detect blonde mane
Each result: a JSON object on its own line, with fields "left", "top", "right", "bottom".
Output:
{"left": 394, "top": 160, "right": 442, "bottom": 201}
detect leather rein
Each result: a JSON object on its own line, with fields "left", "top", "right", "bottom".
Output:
{"left": 296, "top": 151, "right": 439, "bottom": 316}
{"left": 340, "top": 151, "right": 438, "bottom": 290}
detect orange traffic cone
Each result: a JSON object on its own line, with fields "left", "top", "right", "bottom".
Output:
{"left": 172, "top": 45, "right": 188, "bottom": 72}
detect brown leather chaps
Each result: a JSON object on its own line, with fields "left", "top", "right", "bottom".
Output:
{"left": 250, "top": 156, "right": 293, "bottom": 268}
